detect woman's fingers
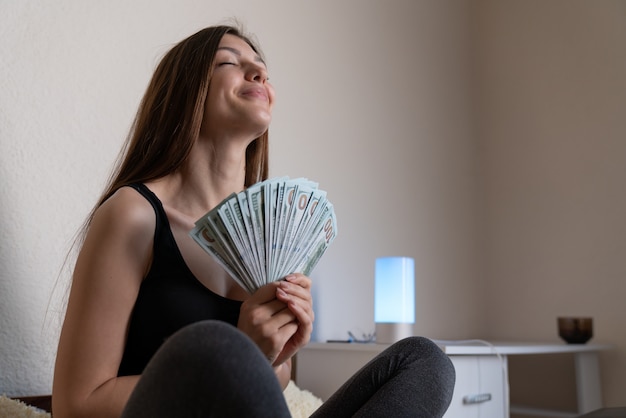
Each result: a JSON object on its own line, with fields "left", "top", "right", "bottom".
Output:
{"left": 238, "top": 275, "right": 316, "bottom": 366}
{"left": 276, "top": 274, "right": 314, "bottom": 321}
{"left": 271, "top": 274, "right": 315, "bottom": 365}
{"left": 238, "top": 282, "right": 298, "bottom": 363}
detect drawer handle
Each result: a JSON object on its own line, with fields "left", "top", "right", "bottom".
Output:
{"left": 463, "top": 393, "right": 492, "bottom": 405}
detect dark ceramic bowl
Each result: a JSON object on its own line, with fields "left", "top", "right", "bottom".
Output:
{"left": 558, "top": 317, "right": 593, "bottom": 344}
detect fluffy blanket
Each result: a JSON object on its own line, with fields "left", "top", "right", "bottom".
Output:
{"left": 283, "top": 380, "right": 324, "bottom": 417}
{"left": 0, "top": 381, "right": 323, "bottom": 417}
{"left": 0, "top": 396, "right": 50, "bottom": 418}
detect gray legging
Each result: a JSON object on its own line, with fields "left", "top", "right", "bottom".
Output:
{"left": 121, "top": 321, "right": 455, "bottom": 418}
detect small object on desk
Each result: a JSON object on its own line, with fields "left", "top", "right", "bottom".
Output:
{"left": 374, "top": 257, "right": 415, "bottom": 344}
{"left": 326, "top": 331, "right": 376, "bottom": 344}
{"left": 558, "top": 316, "right": 593, "bottom": 344}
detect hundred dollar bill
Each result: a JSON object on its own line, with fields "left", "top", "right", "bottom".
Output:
{"left": 285, "top": 202, "right": 337, "bottom": 276}
{"left": 272, "top": 180, "right": 298, "bottom": 277}
{"left": 276, "top": 184, "right": 321, "bottom": 276}
{"left": 282, "top": 187, "right": 327, "bottom": 263}
{"left": 245, "top": 183, "right": 266, "bottom": 281}
{"left": 235, "top": 192, "right": 263, "bottom": 283}
{"left": 190, "top": 216, "right": 255, "bottom": 293}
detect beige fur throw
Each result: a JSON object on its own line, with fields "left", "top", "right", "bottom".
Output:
{"left": 0, "top": 395, "right": 50, "bottom": 418}
{"left": 0, "top": 381, "right": 323, "bottom": 417}
{"left": 283, "top": 380, "right": 324, "bottom": 417}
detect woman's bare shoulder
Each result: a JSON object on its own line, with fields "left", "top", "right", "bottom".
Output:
{"left": 91, "top": 186, "right": 156, "bottom": 241}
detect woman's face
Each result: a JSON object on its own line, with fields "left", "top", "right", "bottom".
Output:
{"left": 201, "top": 34, "right": 275, "bottom": 141}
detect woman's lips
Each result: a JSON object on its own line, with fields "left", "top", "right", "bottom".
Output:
{"left": 241, "top": 87, "right": 268, "bottom": 101}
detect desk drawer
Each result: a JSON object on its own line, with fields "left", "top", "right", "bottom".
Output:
{"left": 445, "top": 355, "right": 507, "bottom": 418}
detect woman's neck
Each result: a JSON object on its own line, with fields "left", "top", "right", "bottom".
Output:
{"left": 150, "top": 137, "right": 249, "bottom": 218}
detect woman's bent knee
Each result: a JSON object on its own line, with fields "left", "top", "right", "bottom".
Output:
{"left": 395, "top": 336, "right": 456, "bottom": 389}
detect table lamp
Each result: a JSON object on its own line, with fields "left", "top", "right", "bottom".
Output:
{"left": 374, "top": 256, "right": 415, "bottom": 343}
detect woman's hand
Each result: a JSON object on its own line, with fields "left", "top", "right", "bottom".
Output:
{"left": 237, "top": 281, "right": 299, "bottom": 365}
{"left": 274, "top": 274, "right": 314, "bottom": 364}
{"left": 237, "top": 274, "right": 314, "bottom": 366}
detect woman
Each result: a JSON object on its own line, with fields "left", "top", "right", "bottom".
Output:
{"left": 53, "top": 25, "right": 455, "bottom": 418}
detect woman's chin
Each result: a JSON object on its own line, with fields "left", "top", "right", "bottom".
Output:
{"left": 249, "top": 115, "right": 272, "bottom": 137}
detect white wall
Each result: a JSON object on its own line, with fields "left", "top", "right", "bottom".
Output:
{"left": 0, "top": 0, "right": 480, "bottom": 396}
{"left": 474, "top": 0, "right": 626, "bottom": 410}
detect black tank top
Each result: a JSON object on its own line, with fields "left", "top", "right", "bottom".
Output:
{"left": 118, "top": 183, "right": 243, "bottom": 376}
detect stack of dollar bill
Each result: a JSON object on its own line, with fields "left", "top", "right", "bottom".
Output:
{"left": 190, "top": 177, "right": 338, "bottom": 294}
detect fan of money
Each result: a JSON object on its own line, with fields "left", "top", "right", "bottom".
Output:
{"left": 190, "top": 177, "right": 338, "bottom": 294}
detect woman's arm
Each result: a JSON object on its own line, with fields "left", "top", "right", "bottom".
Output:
{"left": 53, "top": 188, "right": 155, "bottom": 418}
{"left": 273, "top": 358, "right": 293, "bottom": 390}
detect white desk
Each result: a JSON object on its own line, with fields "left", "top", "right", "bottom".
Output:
{"left": 295, "top": 340, "right": 611, "bottom": 418}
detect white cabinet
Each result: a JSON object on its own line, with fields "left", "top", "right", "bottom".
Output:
{"left": 445, "top": 355, "right": 507, "bottom": 418}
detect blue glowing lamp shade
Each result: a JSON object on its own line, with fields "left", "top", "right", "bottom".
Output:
{"left": 375, "top": 257, "right": 415, "bottom": 343}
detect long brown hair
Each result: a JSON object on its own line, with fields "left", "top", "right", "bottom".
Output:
{"left": 96, "top": 24, "right": 269, "bottom": 222}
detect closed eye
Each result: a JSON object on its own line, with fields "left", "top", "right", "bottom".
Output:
{"left": 218, "top": 62, "right": 237, "bottom": 66}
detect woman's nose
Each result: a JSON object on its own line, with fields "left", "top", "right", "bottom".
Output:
{"left": 247, "top": 66, "right": 268, "bottom": 83}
